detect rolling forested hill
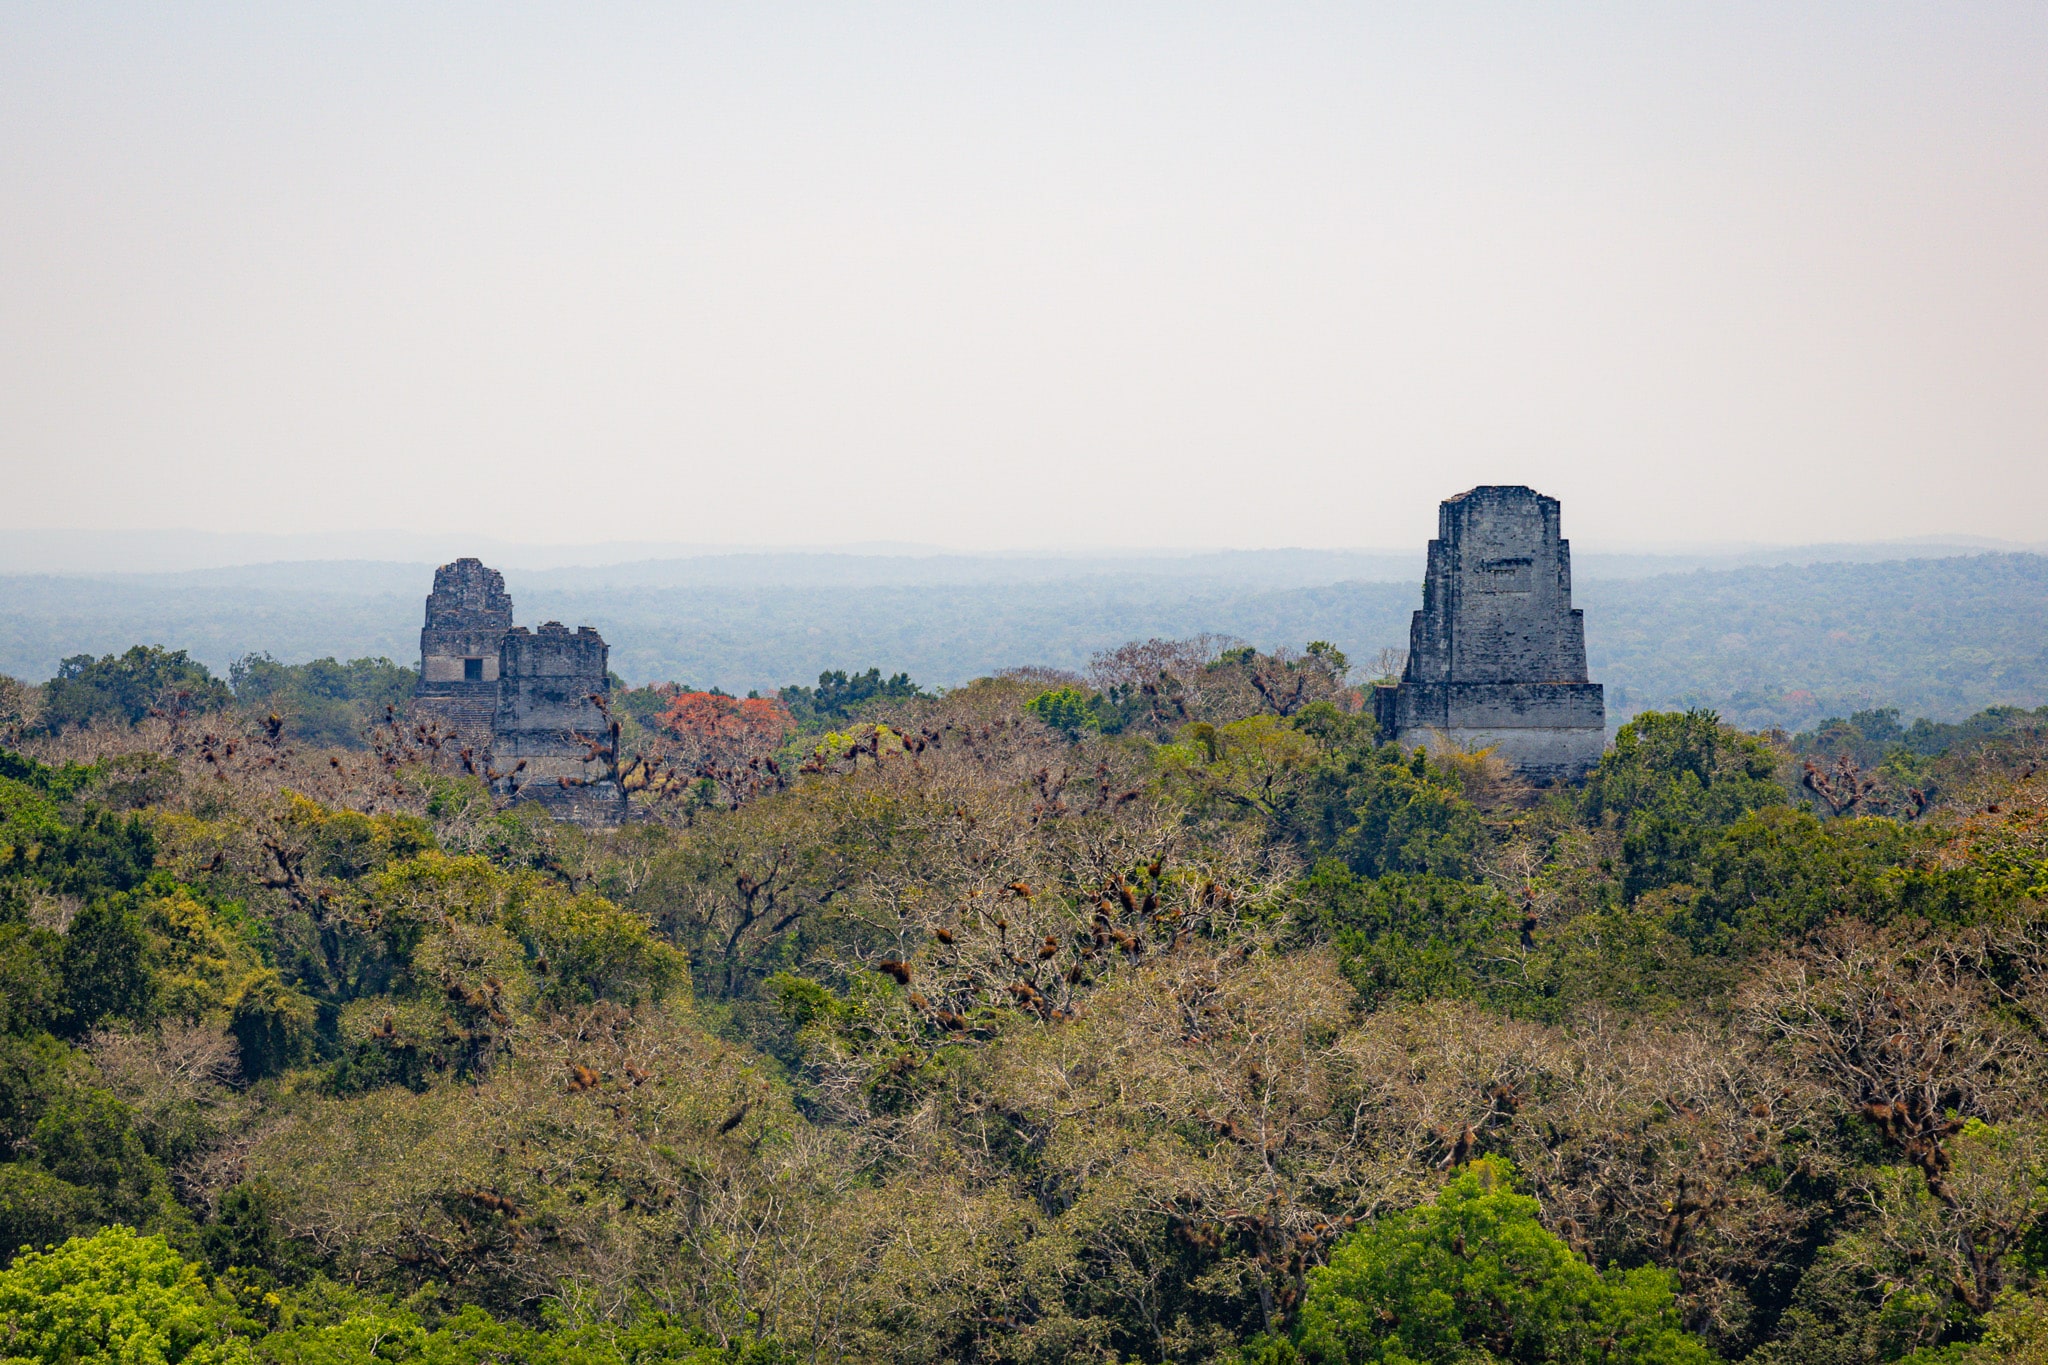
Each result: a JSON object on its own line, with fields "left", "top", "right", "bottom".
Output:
{"left": 2, "top": 552, "right": 2044, "bottom": 731}
{"left": 1580, "top": 554, "right": 2048, "bottom": 729}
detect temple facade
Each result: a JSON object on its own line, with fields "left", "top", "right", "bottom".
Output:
{"left": 1374, "top": 486, "right": 1606, "bottom": 781}
{"left": 410, "top": 558, "right": 626, "bottom": 825}
{"left": 412, "top": 558, "right": 512, "bottom": 743}
{"left": 490, "top": 622, "right": 627, "bottom": 827}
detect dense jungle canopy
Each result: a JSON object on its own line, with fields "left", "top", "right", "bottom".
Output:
{"left": 3, "top": 638, "right": 2048, "bottom": 1365}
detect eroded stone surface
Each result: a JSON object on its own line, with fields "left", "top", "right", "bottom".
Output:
{"left": 491, "top": 622, "right": 626, "bottom": 826}
{"left": 1374, "top": 486, "right": 1606, "bottom": 782}
{"left": 410, "top": 560, "right": 625, "bottom": 825}
{"left": 412, "top": 558, "right": 511, "bottom": 744}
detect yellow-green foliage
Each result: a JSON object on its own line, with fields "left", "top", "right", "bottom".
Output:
{"left": 1158, "top": 717, "right": 1321, "bottom": 819}
{"left": 0, "top": 1226, "right": 253, "bottom": 1365}
{"left": 139, "top": 888, "right": 265, "bottom": 1024}
{"left": 505, "top": 888, "right": 688, "bottom": 1009}
{"left": 362, "top": 851, "right": 689, "bottom": 1010}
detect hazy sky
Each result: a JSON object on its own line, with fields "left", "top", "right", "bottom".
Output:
{"left": 3, "top": 4, "right": 2044, "bottom": 551}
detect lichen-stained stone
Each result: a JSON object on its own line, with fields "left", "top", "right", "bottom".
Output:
{"left": 1374, "top": 487, "right": 1606, "bottom": 782}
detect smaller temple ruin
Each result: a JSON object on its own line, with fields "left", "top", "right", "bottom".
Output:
{"left": 411, "top": 559, "right": 625, "bottom": 826}
{"left": 1375, "top": 486, "right": 1606, "bottom": 782}
{"left": 490, "top": 622, "right": 627, "bottom": 826}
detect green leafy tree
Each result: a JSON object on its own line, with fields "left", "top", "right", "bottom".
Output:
{"left": 59, "top": 897, "right": 156, "bottom": 1036}
{"left": 0, "top": 1038, "right": 119, "bottom": 1262}
{"left": 221, "top": 794, "right": 432, "bottom": 1005}
{"left": 39, "top": 647, "right": 233, "bottom": 733}
{"left": 0, "top": 1166, "right": 102, "bottom": 1266}
{"left": 1022, "top": 686, "right": 1098, "bottom": 739}
{"left": 1284, "top": 707, "right": 1483, "bottom": 879}
{"left": 1270, "top": 1161, "right": 1716, "bottom": 1365}
{"left": 503, "top": 887, "right": 690, "bottom": 1011}
{"left": 0, "top": 755, "right": 154, "bottom": 904}
{"left": 198, "top": 1181, "right": 306, "bottom": 1285}
{"left": 256, "top": 1302, "right": 789, "bottom": 1365}
{"left": 0, "top": 1226, "right": 252, "bottom": 1365}
{"left": 1674, "top": 807, "right": 1912, "bottom": 956}
{"left": 0, "top": 1035, "right": 67, "bottom": 1153}
{"left": 39, "top": 809, "right": 158, "bottom": 904}
{"left": 1302, "top": 866, "right": 1526, "bottom": 1011}
{"left": 228, "top": 972, "right": 319, "bottom": 1082}
{"left": 1159, "top": 715, "right": 1321, "bottom": 820}
{"left": 1581, "top": 711, "right": 1784, "bottom": 900}
{"left": 778, "top": 668, "right": 923, "bottom": 728}
{"left": 0, "top": 923, "right": 63, "bottom": 1037}
{"left": 23, "top": 1088, "right": 175, "bottom": 1236}
{"left": 228, "top": 655, "right": 417, "bottom": 749}
{"left": 0, "top": 751, "right": 97, "bottom": 803}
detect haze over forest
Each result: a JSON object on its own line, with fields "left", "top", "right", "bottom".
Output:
{"left": 3, "top": 530, "right": 2046, "bottom": 733}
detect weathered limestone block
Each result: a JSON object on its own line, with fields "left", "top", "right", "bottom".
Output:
{"left": 412, "top": 558, "right": 512, "bottom": 743}
{"left": 1374, "top": 486, "right": 1606, "bottom": 782}
{"left": 490, "top": 623, "right": 626, "bottom": 827}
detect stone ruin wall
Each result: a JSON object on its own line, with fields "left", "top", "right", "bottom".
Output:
{"left": 1375, "top": 485, "right": 1607, "bottom": 782}
{"left": 410, "top": 559, "right": 625, "bottom": 826}
{"left": 411, "top": 558, "right": 512, "bottom": 745}
{"left": 491, "top": 623, "right": 627, "bottom": 826}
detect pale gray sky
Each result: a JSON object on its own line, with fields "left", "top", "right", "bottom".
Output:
{"left": 3, "top": 4, "right": 2043, "bottom": 551}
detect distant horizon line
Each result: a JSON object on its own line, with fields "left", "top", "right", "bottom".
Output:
{"left": 2, "top": 526, "right": 2040, "bottom": 565}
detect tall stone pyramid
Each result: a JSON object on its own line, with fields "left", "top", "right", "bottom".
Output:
{"left": 1373, "top": 486, "right": 1606, "bottom": 781}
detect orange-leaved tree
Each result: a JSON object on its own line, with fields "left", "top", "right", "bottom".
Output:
{"left": 657, "top": 691, "right": 796, "bottom": 810}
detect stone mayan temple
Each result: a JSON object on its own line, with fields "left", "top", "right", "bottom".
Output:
{"left": 1374, "top": 487, "right": 1606, "bottom": 782}
{"left": 412, "top": 558, "right": 627, "bottom": 826}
